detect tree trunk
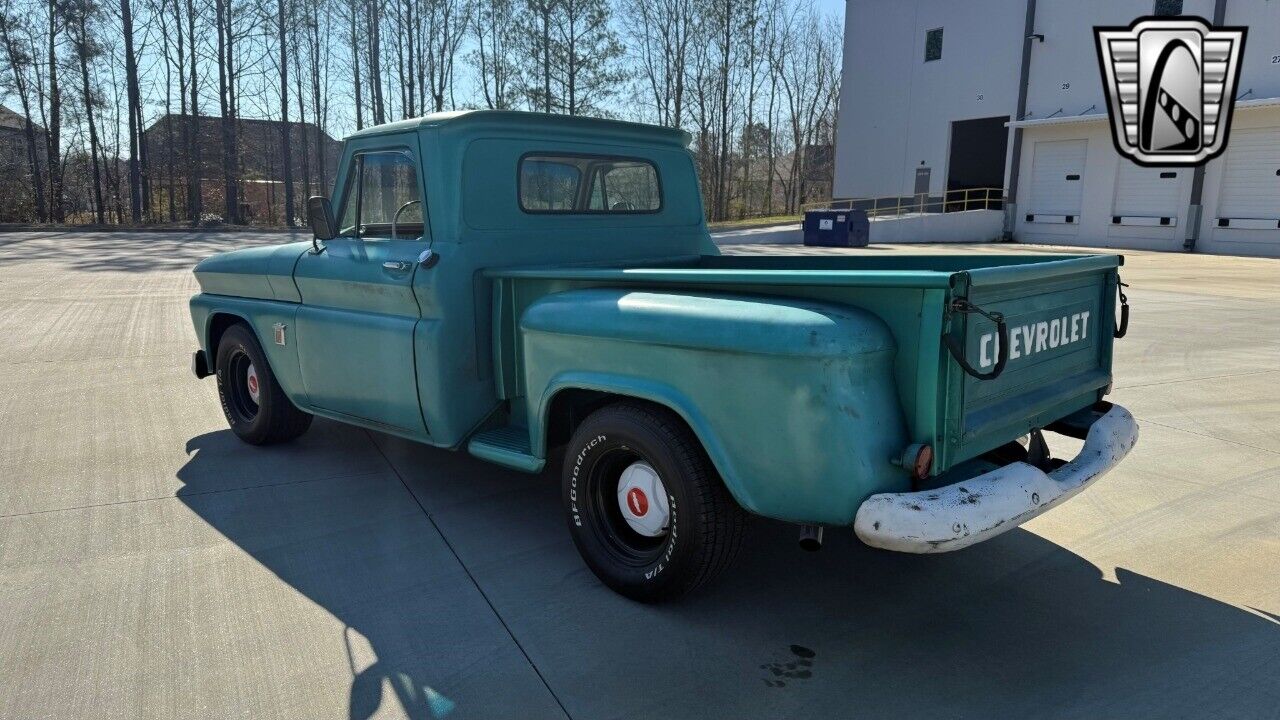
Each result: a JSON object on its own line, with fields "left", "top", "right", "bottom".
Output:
{"left": 277, "top": 0, "right": 295, "bottom": 225}
{"left": 215, "top": 0, "right": 238, "bottom": 223}
{"left": 542, "top": 7, "right": 551, "bottom": 112}
{"left": 365, "top": 0, "right": 384, "bottom": 124}
{"left": 160, "top": 1, "right": 176, "bottom": 221}
{"left": 185, "top": 0, "right": 201, "bottom": 222}
{"left": 293, "top": 26, "right": 310, "bottom": 198}
{"left": 75, "top": 17, "right": 105, "bottom": 224}
{"left": 308, "top": 11, "right": 326, "bottom": 188}
{"left": 715, "top": 0, "right": 732, "bottom": 222}
{"left": 46, "top": 0, "right": 63, "bottom": 222}
{"left": 350, "top": 0, "right": 362, "bottom": 130}
{"left": 120, "top": 0, "right": 143, "bottom": 221}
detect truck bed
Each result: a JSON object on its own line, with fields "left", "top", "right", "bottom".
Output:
{"left": 485, "top": 252, "right": 1123, "bottom": 475}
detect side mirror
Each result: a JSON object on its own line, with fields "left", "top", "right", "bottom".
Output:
{"left": 307, "top": 196, "right": 337, "bottom": 242}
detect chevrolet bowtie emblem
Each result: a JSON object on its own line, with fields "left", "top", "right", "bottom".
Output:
{"left": 1095, "top": 16, "right": 1247, "bottom": 167}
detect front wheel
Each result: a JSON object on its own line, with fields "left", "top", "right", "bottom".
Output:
{"left": 563, "top": 402, "right": 746, "bottom": 602}
{"left": 215, "top": 323, "right": 312, "bottom": 445}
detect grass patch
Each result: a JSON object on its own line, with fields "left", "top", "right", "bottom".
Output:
{"left": 707, "top": 214, "right": 802, "bottom": 230}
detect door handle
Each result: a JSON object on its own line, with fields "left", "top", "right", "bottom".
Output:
{"left": 382, "top": 260, "right": 412, "bottom": 272}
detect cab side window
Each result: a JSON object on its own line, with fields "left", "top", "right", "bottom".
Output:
{"left": 336, "top": 150, "right": 424, "bottom": 238}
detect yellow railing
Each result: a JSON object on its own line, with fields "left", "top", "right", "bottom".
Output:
{"left": 802, "top": 187, "right": 1006, "bottom": 219}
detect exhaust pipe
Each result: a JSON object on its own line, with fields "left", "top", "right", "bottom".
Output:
{"left": 799, "top": 525, "right": 824, "bottom": 551}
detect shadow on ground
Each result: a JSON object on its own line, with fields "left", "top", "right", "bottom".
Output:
{"left": 178, "top": 423, "right": 1278, "bottom": 719}
{"left": 0, "top": 230, "right": 303, "bottom": 272}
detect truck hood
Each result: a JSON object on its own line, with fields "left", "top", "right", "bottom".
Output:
{"left": 193, "top": 241, "right": 311, "bottom": 302}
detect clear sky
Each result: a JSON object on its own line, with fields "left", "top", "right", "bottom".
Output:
{"left": 818, "top": 0, "right": 846, "bottom": 22}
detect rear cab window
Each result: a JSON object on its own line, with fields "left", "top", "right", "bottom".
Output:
{"left": 519, "top": 154, "right": 661, "bottom": 214}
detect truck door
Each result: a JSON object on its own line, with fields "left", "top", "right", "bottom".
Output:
{"left": 292, "top": 141, "right": 430, "bottom": 435}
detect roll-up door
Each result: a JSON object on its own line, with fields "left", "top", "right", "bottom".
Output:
{"left": 1112, "top": 163, "right": 1184, "bottom": 226}
{"left": 1028, "top": 139, "right": 1087, "bottom": 223}
{"left": 1217, "top": 127, "right": 1280, "bottom": 228}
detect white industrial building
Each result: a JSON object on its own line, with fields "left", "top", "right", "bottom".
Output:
{"left": 834, "top": 0, "right": 1280, "bottom": 256}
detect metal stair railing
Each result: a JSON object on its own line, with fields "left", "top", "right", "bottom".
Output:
{"left": 802, "top": 186, "right": 1007, "bottom": 219}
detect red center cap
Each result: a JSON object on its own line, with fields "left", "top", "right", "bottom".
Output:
{"left": 247, "top": 375, "right": 259, "bottom": 394}
{"left": 626, "top": 487, "right": 649, "bottom": 517}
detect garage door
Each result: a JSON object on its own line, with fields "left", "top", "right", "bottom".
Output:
{"left": 1029, "top": 139, "right": 1086, "bottom": 221}
{"left": 1112, "top": 163, "right": 1184, "bottom": 225}
{"left": 1217, "top": 127, "right": 1280, "bottom": 224}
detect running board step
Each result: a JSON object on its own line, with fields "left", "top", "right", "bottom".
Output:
{"left": 467, "top": 426, "right": 544, "bottom": 473}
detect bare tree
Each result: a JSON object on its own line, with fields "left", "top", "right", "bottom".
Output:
{"left": 0, "top": 2, "right": 48, "bottom": 220}
{"left": 363, "top": 0, "right": 384, "bottom": 124}
{"left": 304, "top": 0, "right": 329, "bottom": 187}
{"left": 522, "top": 0, "right": 554, "bottom": 112}
{"left": 214, "top": 0, "right": 239, "bottom": 222}
{"left": 66, "top": 0, "right": 105, "bottom": 222}
{"left": 275, "top": 0, "right": 293, "bottom": 224}
{"left": 552, "top": 0, "right": 621, "bottom": 116}
{"left": 471, "top": 0, "right": 518, "bottom": 109}
{"left": 45, "top": 0, "right": 64, "bottom": 221}
{"left": 774, "top": 6, "right": 837, "bottom": 211}
{"left": 290, "top": 13, "right": 309, "bottom": 196}
{"left": 347, "top": 0, "right": 361, "bottom": 129}
{"left": 737, "top": 0, "right": 764, "bottom": 217}
{"left": 154, "top": 0, "right": 179, "bottom": 220}
{"left": 520, "top": 0, "right": 621, "bottom": 115}
{"left": 621, "top": 0, "right": 695, "bottom": 127}
{"left": 183, "top": 0, "right": 198, "bottom": 221}
{"left": 118, "top": 0, "right": 144, "bottom": 220}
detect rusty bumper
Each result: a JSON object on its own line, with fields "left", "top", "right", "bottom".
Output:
{"left": 853, "top": 404, "right": 1138, "bottom": 553}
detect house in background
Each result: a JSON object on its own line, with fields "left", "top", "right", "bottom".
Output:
{"left": 0, "top": 105, "right": 47, "bottom": 222}
{"left": 143, "top": 114, "right": 342, "bottom": 224}
{"left": 834, "top": 0, "right": 1280, "bottom": 257}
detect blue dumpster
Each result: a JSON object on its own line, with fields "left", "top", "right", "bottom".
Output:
{"left": 803, "top": 209, "right": 869, "bottom": 247}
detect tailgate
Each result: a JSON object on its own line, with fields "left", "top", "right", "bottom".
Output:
{"left": 937, "top": 255, "right": 1123, "bottom": 470}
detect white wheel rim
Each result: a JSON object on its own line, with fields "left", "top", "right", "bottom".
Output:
{"left": 616, "top": 461, "right": 670, "bottom": 537}
{"left": 246, "top": 364, "right": 261, "bottom": 404}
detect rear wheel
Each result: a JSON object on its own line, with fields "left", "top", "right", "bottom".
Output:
{"left": 563, "top": 401, "right": 746, "bottom": 602}
{"left": 215, "top": 323, "right": 312, "bottom": 445}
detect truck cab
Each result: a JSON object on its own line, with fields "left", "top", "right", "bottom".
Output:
{"left": 190, "top": 110, "right": 1138, "bottom": 601}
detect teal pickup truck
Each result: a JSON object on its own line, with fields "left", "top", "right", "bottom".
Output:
{"left": 190, "top": 110, "right": 1138, "bottom": 601}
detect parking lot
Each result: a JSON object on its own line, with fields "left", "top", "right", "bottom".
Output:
{"left": 0, "top": 229, "right": 1276, "bottom": 719}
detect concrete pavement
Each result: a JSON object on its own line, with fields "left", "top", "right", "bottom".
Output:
{"left": 0, "top": 230, "right": 1276, "bottom": 719}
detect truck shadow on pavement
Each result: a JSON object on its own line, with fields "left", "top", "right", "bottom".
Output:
{"left": 177, "top": 422, "right": 1278, "bottom": 720}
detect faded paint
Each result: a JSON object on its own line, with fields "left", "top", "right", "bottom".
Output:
{"left": 853, "top": 404, "right": 1138, "bottom": 553}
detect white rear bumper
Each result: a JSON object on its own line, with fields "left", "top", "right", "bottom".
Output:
{"left": 854, "top": 404, "right": 1138, "bottom": 553}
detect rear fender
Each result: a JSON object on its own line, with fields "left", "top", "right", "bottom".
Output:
{"left": 536, "top": 372, "right": 740, "bottom": 498}
{"left": 520, "top": 289, "right": 914, "bottom": 525}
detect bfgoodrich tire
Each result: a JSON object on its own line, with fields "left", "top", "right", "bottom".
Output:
{"left": 563, "top": 401, "right": 746, "bottom": 602}
{"left": 215, "top": 323, "right": 312, "bottom": 445}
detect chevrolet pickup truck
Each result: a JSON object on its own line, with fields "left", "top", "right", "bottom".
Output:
{"left": 189, "top": 110, "right": 1138, "bottom": 601}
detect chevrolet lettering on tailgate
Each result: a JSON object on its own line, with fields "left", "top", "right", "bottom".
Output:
{"left": 980, "top": 310, "right": 1093, "bottom": 369}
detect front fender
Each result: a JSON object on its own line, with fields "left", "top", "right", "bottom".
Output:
{"left": 189, "top": 293, "right": 307, "bottom": 406}
{"left": 520, "top": 289, "right": 913, "bottom": 525}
